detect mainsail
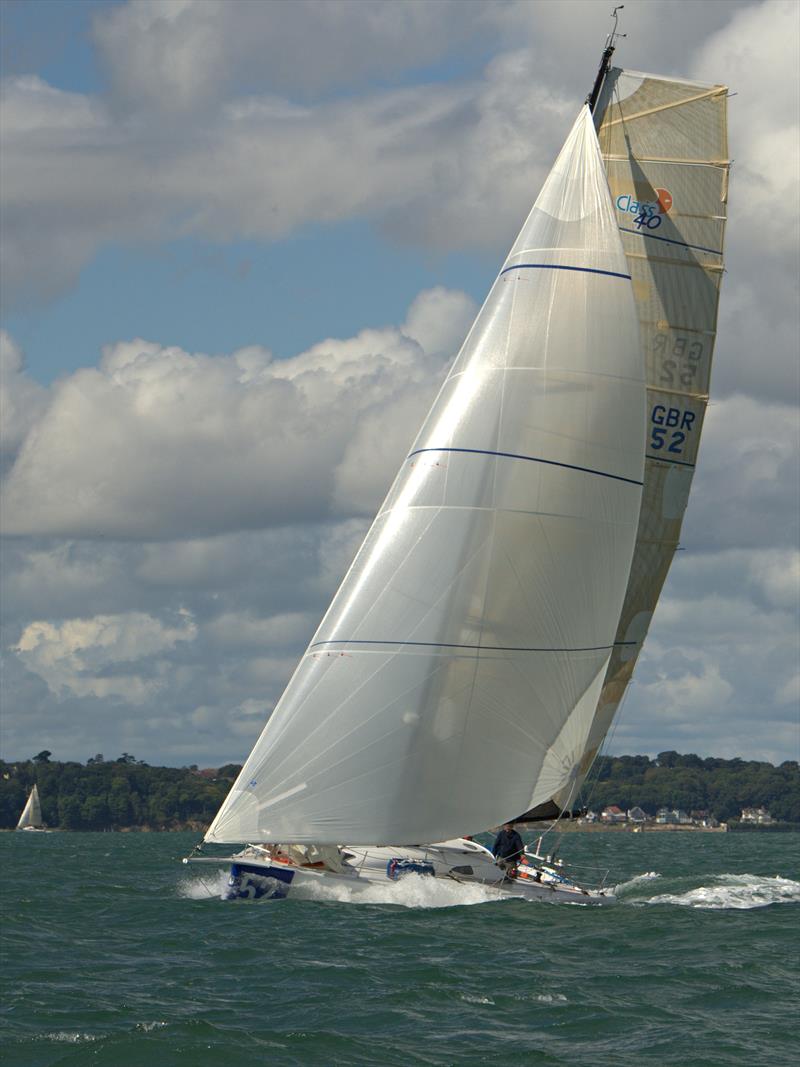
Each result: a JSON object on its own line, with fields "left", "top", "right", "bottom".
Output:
{"left": 17, "top": 784, "right": 43, "bottom": 829}
{"left": 206, "top": 106, "right": 645, "bottom": 846}
{"left": 541, "top": 69, "right": 729, "bottom": 813}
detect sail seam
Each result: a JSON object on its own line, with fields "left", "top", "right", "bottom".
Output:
{"left": 407, "top": 447, "right": 643, "bottom": 487}
{"left": 648, "top": 384, "right": 710, "bottom": 401}
{"left": 637, "top": 320, "right": 716, "bottom": 336}
{"left": 623, "top": 251, "right": 725, "bottom": 273}
{"left": 310, "top": 639, "right": 637, "bottom": 653}
{"left": 645, "top": 454, "right": 696, "bottom": 468}
{"left": 500, "top": 263, "right": 631, "bottom": 280}
{"left": 618, "top": 227, "right": 722, "bottom": 256}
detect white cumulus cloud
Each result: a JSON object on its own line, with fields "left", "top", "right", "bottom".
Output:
{"left": 14, "top": 610, "right": 197, "bottom": 702}
{"left": 1, "top": 287, "right": 473, "bottom": 538}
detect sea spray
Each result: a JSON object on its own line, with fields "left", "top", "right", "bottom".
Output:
{"left": 290, "top": 871, "right": 509, "bottom": 909}
{"left": 177, "top": 869, "right": 230, "bottom": 900}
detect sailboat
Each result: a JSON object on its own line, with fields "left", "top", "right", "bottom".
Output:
{"left": 186, "top": 25, "right": 728, "bottom": 906}
{"left": 16, "top": 784, "right": 48, "bottom": 832}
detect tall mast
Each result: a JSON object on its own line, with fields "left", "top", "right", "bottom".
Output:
{"left": 586, "top": 5, "right": 626, "bottom": 114}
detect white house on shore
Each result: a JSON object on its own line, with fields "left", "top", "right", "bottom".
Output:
{"left": 655, "top": 808, "right": 693, "bottom": 825}
{"left": 740, "top": 807, "right": 775, "bottom": 824}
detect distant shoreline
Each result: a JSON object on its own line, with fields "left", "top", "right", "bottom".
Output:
{"left": 5, "top": 821, "right": 799, "bottom": 835}
{"left": 527, "top": 821, "right": 800, "bottom": 834}
{"left": 3, "top": 752, "right": 798, "bottom": 831}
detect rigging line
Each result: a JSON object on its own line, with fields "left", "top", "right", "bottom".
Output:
{"left": 618, "top": 227, "right": 723, "bottom": 256}
{"left": 499, "top": 263, "right": 631, "bottom": 280}
{"left": 407, "top": 447, "right": 644, "bottom": 487}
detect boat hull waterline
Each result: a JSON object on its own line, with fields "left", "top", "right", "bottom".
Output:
{"left": 186, "top": 840, "right": 616, "bottom": 907}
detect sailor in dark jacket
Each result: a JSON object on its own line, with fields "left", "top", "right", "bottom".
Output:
{"left": 492, "top": 822, "right": 525, "bottom": 876}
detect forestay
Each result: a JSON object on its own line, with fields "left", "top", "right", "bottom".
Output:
{"left": 206, "top": 107, "right": 645, "bottom": 846}
{"left": 557, "top": 69, "right": 729, "bottom": 803}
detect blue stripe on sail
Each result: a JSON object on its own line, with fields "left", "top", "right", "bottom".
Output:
{"left": 646, "top": 453, "right": 696, "bottom": 469}
{"left": 618, "top": 227, "right": 723, "bottom": 257}
{"left": 310, "top": 639, "right": 638, "bottom": 653}
{"left": 408, "top": 447, "right": 644, "bottom": 487}
{"left": 499, "top": 263, "right": 632, "bottom": 280}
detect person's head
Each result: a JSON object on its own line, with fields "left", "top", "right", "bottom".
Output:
{"left": 503, "top": 822, "right": 513, "bottom": 831}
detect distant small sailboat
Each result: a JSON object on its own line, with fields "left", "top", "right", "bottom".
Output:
{"left": 16, "top": 784, "right": 48, "bottom": 832}
{"left": 186, "top": 17, "right": 728, "bottom": 906}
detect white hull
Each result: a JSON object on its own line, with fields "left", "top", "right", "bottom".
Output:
{"left": 186, "top": 839, "right": 616, "bottom": 907}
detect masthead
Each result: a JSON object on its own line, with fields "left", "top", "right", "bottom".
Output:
{"left": 587, "top": 5, "right": 626, "bottom": 114}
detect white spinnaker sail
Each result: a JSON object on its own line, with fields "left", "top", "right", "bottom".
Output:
{"left": 545, "top": 70, "right": 730, "bottom": 801}
{"left": 206, "top": 107, "right": 645, "bottom": 846}
{"left": 17, "top": 784, "right": 42, "bottom": 829}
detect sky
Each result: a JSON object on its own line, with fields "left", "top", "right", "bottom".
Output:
{"left": 0, "top": 0, "right": 798, "bottom": 769}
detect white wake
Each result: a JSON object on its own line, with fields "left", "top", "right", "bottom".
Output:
{"left": 647, "top": 873, "right": 800, "bottom": 910}
{"left": 291, "top": 871, "right": 508, "bottom": 909}
{"left": 613, "top": 871, "right": 661, "bottom": 894}
{"left": 177, "top": 868, "right": 507, "bottom": 907}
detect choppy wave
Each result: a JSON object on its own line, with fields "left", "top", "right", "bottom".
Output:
{"left": 647, "top": 873, "right": 800, "bottom": 910}
{"left": 614, "top": 871, "right": 661, "bottom": 894}
{"left": 5, "top": 831, "right": 799, "bottom": 1067}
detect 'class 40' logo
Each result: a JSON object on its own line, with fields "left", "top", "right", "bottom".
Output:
{"left": 616, "top": 187, "right": 673, "bottom": 230}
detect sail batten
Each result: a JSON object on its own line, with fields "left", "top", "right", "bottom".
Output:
{"left": 205, "top": 106, "right": 645, "bottom": 846}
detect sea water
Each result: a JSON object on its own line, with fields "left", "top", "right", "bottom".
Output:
{"left": 1, "top": 830, "right": 798, "bottom": 1066}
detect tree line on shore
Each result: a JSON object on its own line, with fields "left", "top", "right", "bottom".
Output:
{"left": 0, "top": 752, "right": 241, "bottom": 831}
{"left": 1, "top": 750, "right": 798, "bottom": 830}
{"left": 576, "top": 752, "right": 799, "bottom": 823}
